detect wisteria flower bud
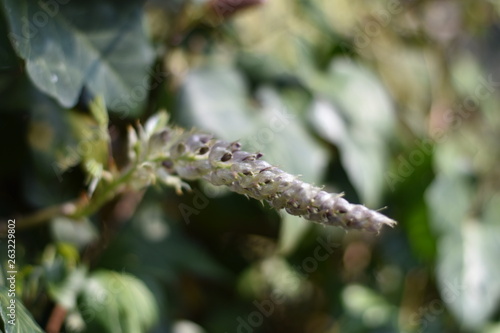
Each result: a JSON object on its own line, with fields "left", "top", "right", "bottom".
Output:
{"left": 155, "top": 128, "right": 397, "bottom": 233}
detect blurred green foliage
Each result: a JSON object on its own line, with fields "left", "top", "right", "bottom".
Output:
{"left": 1, "top": 0, "right": 500, "bottom": 332}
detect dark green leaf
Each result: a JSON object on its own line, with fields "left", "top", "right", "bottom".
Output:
{"left": 98, "top": 203, "right": 231, "bottom": 283}
{"left": 277, "top": 214, "right": 310, "bottom": 255}
{"left": 78, "top": 270, "right": 158, "bottom": 333}
{"left": 0, "top": 288, "right": 44, "bottom": 333}
{"left": 308, "top": 59, "right": 395, "bottom": 206}
{"left": 2, "top": 0, "right": 154, "bottom": 116}
{"left": 178, "top": 65, "right": 255, "bottom": 140}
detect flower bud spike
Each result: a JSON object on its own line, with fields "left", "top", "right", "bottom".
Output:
{"left": 153, "top": 123, "right": 397, "bottom": 233}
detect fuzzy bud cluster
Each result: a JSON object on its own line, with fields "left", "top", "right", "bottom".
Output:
{"left": 152, "top": 127, "right": 396, "bottom": 233}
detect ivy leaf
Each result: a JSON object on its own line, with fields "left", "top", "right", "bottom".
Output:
{"left": 425, "top": 174, "right": 473, "bottom": 234}
{"left": 249, "top": 87, "right": 327, "bottom": 183}
{"left": 78, "top": 270, "right": 158, "bottom": 333}
{"left": 308, "top": 59, "right": 395, "bottom": 207}
{"left": 427, "top": 174, "right": 500, "bottom": 329}
{"left": 1, "top": 0, "right": 154, "bottom": 116}
{"left": 277, "top": 214, "right": 310, "bottom": 255}
{"left": 436, "top": 222, "right": 500, "bottom": 330}
{"left": 178, "top": 65, "right": 255, "bottom": 141}
{"left": 0, "top": 288, "right": 45, "bottom": 333}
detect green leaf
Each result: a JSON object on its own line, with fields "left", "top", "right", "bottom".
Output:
{"left": 88, "top": 96, "right": 109, "bottom": 129}
{"left": 171, "top": 320, "right": 207, "bottom": 333}
{"left": 50, "top": 217, "right": 98, "bottom": 250}
{"left": 450, "top": 53, "right": 487, "bottom": 97}
{"left": 308, "top": 59, "right": 395, "bottom": 206}
{"left": 78, "top": 270, "right": 158, "bottom": 333}
{"left": 425, "top": 173, "right": 473, "bottom": 234}
{"left": 484, "top": 322, "right": 500, "bottom": 333}
{"left": 65, "top": 108, "right": 110, "bottom": 185}
{"left": 432, "top": 135, "right": 480, "bottom": 178}
{"left": 484, "top": 194, "right": 500, "bottom": 226}
{"left": 237, "top": 256, "right": 306, "bottom": 300}
{"left": 178, "top": 65, "right": 255, "bottom": 141}
{"left": 342, "top": 284, "right": 391, "bottom": 317}
{"left": 340, "top": 135, "right": 388, "bottom": 207}
{"left": 41, "top": 243, "right": 82, "bottom": 305}
{"left": 436, "top": 222, "right": 500, "bottom": 329}
{"left": 143, "top": 111, "right": 169, "bottom": 138}
{"left": 247, "top": 87, "right": 327, "bottom": 183}
{"left": 325, "top": 59, "right": 394, "bottom": 135}
{"left": 341, "top": 284, "right": 395, "bottom": 328}
{"left": 427, "top": 172, "right": 500, "bottom": 329}
{"left": 47, "top": 266, "right": 87, "bottom": 310}
{"left": 0, "top": 288, "right": 44, "bottom": 333}
{"left": 277, "top": 214, "right": 310, "bottom": 255}
{"left": 180, "top": 66, "right": 328, "bottom": 182}
{"left": 22, "top": 93, "right": 86, "bottom": 206}
{"left": 132, "top": 204, "right": 230, "bottom": 280}
{"left": 2, "top": 0, "right": 154, "bottom": 116}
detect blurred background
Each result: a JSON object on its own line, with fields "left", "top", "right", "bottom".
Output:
{"left": 1, "top": 0, "right": 500, "bottom": 332}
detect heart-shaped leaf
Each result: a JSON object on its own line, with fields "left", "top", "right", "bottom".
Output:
{"left": 308, "top": 59, "right": 395, "bottom": 207}
{"left": 78, "top": 270, "right": 158, "bottom": 333}
{"left": 2, "top": 0, "right": 154, "bottom": 116}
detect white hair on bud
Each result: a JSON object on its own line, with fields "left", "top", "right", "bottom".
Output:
{"left": 157, "top": 127, "right": 397, "bottom": 233}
